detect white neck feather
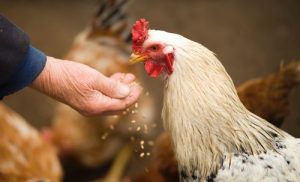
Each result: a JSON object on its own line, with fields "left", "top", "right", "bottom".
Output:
{"left": 161, "top": 38, "right": 286, "bottom": 177}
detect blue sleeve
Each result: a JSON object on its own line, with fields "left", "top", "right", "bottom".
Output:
{"left": 0, "top": 15, "right": 47, "bottom": 99}
{"left": 0, "top": 46, "right": 46, "bottom": 99}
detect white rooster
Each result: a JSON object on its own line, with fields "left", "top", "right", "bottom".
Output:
{"left": 130, "top": 19, "right": 300, "bottom": 182}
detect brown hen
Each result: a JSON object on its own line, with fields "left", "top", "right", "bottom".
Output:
{"left": 0, "top": 103, "right": 62, "bottom": 182}
{"left": 238, "top": 61, "right": 300, "bottom": 127}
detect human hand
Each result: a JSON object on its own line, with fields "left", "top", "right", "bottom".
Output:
{"left": 31, "top": 56, "right": 142, "bottom": 116}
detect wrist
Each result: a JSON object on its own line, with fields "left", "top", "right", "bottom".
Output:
{"left": 30, "top": 57, "right": 91, "bottom": 111}
{"left": 31, "top": 56, "right": 61, "bottom": 99}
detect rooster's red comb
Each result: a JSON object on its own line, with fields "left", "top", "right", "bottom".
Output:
{"left": 132, "top": 18, "right": 149, "bottom": 53}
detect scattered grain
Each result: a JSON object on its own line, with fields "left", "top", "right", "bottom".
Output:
{"left": 101, "top": 132, "right": 108, "bottom": 140}
{"left": 140, "top": 152, "right": 145, "bottom": 158}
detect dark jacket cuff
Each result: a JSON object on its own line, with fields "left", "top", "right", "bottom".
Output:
{"left": 0, "top": 45, "right": 46, "bottom": 99}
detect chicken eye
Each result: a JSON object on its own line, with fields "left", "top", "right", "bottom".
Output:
{"left": 150, "top": 45, "right": 159, "bottom": 51}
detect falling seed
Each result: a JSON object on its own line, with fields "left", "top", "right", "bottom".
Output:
{"left": 131, "top": 120, "right": 136, "bottom": 124}
{"left": 140, "top": 140, "right": 145, "bottom": 149}
{"left": 101, "top": 132, "right": 108, "bottom": 140}
{"left": 109, "top": 125, "right": 114, "bottom": 130}
{"left": 146, "top": 152, "right": 151, "bottom": 156}
{"left": 126, "top": 108, "right": 130, "bottom": 112}
{"left": 145, "top": 92, "right": 149, "bottom": 96}
{"left": 140, "top": 152, "right": 145, "bottom": 158}
{"left": 122, "top": 111, "right": 127, "bottom": 115}
{"left": 128, "top": 127, "right": 132, "bottom": 131}
{"left": 112, "top": 115, "right": 119, "bottom": 118}
{"left": 135, "top": 103, "right": 139, "bottom": 108}
{"left": 130, "top": 136, "right": 135, "bottom": 141}
{"left": 148, "top": 141, "right": 154, "bottom": 146}
{"left": 131, "top": 110, "right": 135, "bottom": 114}
{"left": 136, "top": 126, "right": 141, "bottom": 131}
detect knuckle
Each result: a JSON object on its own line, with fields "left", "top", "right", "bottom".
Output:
{"left": 105, "top": 81, "right": 118, "bottom": 94}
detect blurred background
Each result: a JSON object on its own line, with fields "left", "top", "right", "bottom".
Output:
{"left": 1, "top": 0, "right": 299, "bottom": 135}
{"left": 0, "top": 0, "right": 300, "bottom": 181}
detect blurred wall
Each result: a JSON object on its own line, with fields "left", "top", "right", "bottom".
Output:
{"left": 0, "top": 0, "right": 299, "bottom": 136}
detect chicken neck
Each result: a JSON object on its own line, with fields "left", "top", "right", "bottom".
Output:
{"left": 161, "top": 41, "right": 285, "bottom": 178}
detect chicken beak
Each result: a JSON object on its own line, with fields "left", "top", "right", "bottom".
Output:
{"left": 129, "top": 54, "right": 146, "bottom": 63}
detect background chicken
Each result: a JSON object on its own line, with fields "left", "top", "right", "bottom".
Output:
{"left": 237, "top": 61, "right": 300, "bottom": 127}
{"left": 47, "top": 0, "right": 158, "bottom": 180}
{"left": 130, "top": 19, "right": 300, "bottom": 181}
{"left": 0, "top": 103, "right": 62, "bottom": 182}
{"left": 130, "top": 61, "right": 300, "bottom": 182}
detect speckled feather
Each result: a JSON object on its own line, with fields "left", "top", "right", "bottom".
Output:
{"left": 214, "top": 138, "right": 300, "bottom": 181}
{"left": 179, "top": 138, "right": 300, "bottom": 182}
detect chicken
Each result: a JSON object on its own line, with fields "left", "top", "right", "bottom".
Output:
{"left": 0, "top": 103, "right": 62, "bottom": 182}
{"left": 130, "top": 19, "right": 300, "bottom": 181}
{"left": 237, "top": 61, "right": 300, "bottom": 127}
{"left": 49, "top": 0, "right": 156, "bottom": 170}
{"left": 130, "top": 61, "right": 300, "bottom": 182}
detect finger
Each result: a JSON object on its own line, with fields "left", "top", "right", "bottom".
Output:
{"left": 110, "top": 73, "right": 136, "bottom": 84}
{"left": 105, "top": 82, "right": 142, "bottom": 111}
{"left": 110, "top": 73, "right": 125, "bottom": 80}
{"left": 122, "top": 73, "right": 136, "bottom": 83}
{"left": 96, "top": 74, "right": 131, "bottom": 99}
{"left": 96, "top": 82, "right": 142, "bottom": 113}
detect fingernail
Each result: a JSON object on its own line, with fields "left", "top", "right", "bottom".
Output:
{"left": 118, "top": 84, "right": 130, "bottom": 97}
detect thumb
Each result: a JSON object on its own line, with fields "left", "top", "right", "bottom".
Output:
{"left": 97, "top": 75, "right": 130, "bottom": 99}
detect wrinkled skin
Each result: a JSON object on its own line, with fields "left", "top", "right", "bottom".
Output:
{"left": 31, "top": 56, "right": 142, "bottom": 116}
